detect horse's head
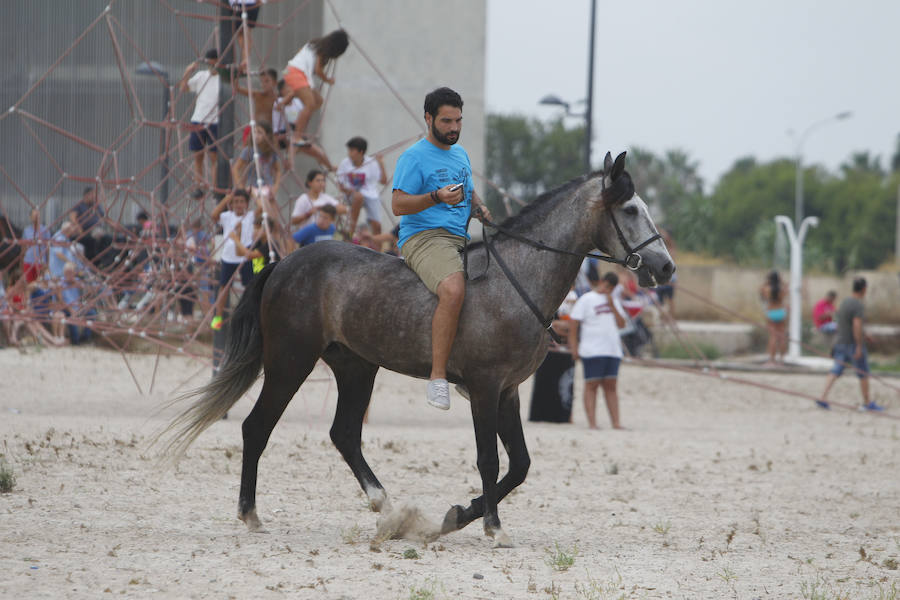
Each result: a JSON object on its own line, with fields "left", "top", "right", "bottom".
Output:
{"left": 590, "top": 151, "right": 675, "bottom": 287}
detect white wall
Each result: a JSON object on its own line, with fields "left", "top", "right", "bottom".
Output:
{"left": 319, "top": 0, "right": 486, "bottom": 233}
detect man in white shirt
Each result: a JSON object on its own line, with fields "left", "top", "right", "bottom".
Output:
{"left": 569, "top": 269, "right": 628, "bottom": 430}
{"left": 336, "top": 136, "right": 387, "bottom": 238}
{"left": 179, "top": 49, "right": 220, "bottom": 199}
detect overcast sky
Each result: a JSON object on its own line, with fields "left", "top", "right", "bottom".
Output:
{"left": 485, "top": 0, "right": 900, "bottom": 188}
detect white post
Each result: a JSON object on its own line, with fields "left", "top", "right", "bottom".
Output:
{"left": 775, "top": 215, "right": 819, "bottom": 360}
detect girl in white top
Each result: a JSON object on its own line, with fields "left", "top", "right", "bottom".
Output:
{"left": 291, "top": 169, "right": 345, "bottom": 229}
{"left": 569, "top": 270, "right": 628, "bottom": 430}
{"left": 283, "top": 30, "right": 349, "bottom": 151}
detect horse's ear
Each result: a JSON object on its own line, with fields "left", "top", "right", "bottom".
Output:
{"left": 611, "top": 151, "right": 627, "bottom": 180}
{"left": 603, "top": 151, "right": 613, "bottom": 173}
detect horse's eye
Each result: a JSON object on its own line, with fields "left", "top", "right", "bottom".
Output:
{"left": 624, "top": 205, "right": 638, "bottom": 216}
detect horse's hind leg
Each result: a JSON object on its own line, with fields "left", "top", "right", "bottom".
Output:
{"left": 442, "top": 386, "right": 529, "bottom": 547}
{"left": 324, "top": 349, "right": 388, "bottom": 512}
{"left": 238, "top": 353, "right": 316, "bottom": 531}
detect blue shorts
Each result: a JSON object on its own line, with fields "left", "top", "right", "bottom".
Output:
{"left": 830, "top": 343, "right": 869, "bottom": 378}
{"left": 583, "top": 356, "right": 621, "bottom": 380}
{"left": 189, "top": 123, "right": 218, "bottom": 152}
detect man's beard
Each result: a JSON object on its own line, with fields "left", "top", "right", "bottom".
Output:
{"left": 432, "top": 122, "right": 459, "bottom": 146}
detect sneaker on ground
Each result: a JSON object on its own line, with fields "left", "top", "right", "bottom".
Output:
{"left": 293, "top": 137, "right": 311, "bottom": 148}
{"left": 427, "top": 378, "right": 450, "bottom": 410}
{"left": 865, "top": 401, "right": 885, "bottom": 412}
{"left": 815, "top": 400, "right": 830, "bottom": 410}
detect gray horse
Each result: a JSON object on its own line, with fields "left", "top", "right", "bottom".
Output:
{"left": 161, "top": 151, "right": 674, "bottom": 547}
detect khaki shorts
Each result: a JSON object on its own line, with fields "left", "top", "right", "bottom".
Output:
{"left": 401, "top": 229, "right": 465, "bottom": 294}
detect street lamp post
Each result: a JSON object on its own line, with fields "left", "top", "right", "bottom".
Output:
{"left": 793, "top": 111, "right": 852, "bottom": 225}
{"left": 136, "top": 61, "right": 172, "bottom": 204}
{"left": 540, "top": 0, "right": 596, "bottom": 173}
{"left": 775, "top": 215, "right": 819, "bottom": 360}
{"left": 781, "top": 110, "right": 851, "bottom": 361}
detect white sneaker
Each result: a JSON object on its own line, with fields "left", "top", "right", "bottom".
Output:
{"left": 426, "top": 378, "right": 450, "bottom": 410}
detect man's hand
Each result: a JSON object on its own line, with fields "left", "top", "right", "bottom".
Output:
{"left": 473, "top": 204, "right": 492, "bottom": 222}
{"left": 435, "top": 184, "right": 464, "bottom": 205}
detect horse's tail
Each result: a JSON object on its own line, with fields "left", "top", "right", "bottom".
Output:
{"left": 155, "top": 262, "right": 277, "bottom": 462}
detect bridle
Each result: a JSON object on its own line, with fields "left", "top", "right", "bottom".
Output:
{"left": 463, "top": 176, "right": 662, "bottom": 343}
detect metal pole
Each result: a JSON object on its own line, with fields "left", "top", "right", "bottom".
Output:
{"left": 794, "top": 151, "right": 803, "bottom": 226}
{"left": 161, "top": 79, "right": 171, "bottom": 204}
{"left": 896, "top": 178, "right": 900, "bottom": 263}
{"left": 584, "top": 0, "right": 596, "bottom": 173}
{"left": 216, "top": 4, "right": 235, "bottom": 199}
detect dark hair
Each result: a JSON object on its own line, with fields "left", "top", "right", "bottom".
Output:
{"left": 826, "top": 290, "right": 837, "bottom": 300}
{"left": 311, "top": 29, "right": 349, "bottom": 62}
{"left": 277, "top": 79, "right": 286, "bottom": 93}
{"left": 204, "top": 48, "right": 218, "bottom": 61}
{"left": 346, "top": 136, "right": 367, "bottom": 153}
{"left": 602, "top": 272, "right": 619, "bottom": 288}
{"left": 852, "top": 277, "right": 867, "bottom": 293}
{"left": 586, "top": 262, "right": 600, "bottom": 283}
{"left": 424, "top": 87, "right": 463, "bottom": 119}
{"left": 767, "top": 270, "right": 781, "bottom": 302}
{"left": 136, "top": 211, "right": 149, "bottom": 221}
{"left": 82, "top": 186, "right": 94, "bottom": 197}
{"left": 232, "top": 189, "right": 250, "bottom": 202}
{"left": 306, "top": 169, "right": 325, "bottom": 186}
{"left": 318, "top": 204, "right": 337, "bottom": 217}
{"left": 262, "top": 68, "right": 277, "bottom": 81}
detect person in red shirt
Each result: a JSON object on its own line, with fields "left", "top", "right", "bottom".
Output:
{"left": 813, "top": 290, "right": 837, "bottom": 334}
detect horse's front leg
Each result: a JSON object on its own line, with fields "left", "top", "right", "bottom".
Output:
{"left": 442, "top": 386, "right": 525, "bottom": 547}
{"left": 441, "top": 386, "right": 512, "bottom": 547}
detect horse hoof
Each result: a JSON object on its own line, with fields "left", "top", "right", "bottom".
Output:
{"left": 489, "top": 528, "right": 514, "bottom": 548}
{"left": 366, "top": 487, "right": 390, "bottom": 513}
{"left": 441, "top": 505, "right": 465, "bottom": 534}
{"left": 238, "top": 509, "right": 267, "bottom": 533}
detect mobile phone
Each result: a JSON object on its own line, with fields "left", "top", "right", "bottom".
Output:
{"left": 448, "top": 183, "right": 463, "bottom": 192}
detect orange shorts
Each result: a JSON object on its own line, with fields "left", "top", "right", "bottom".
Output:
{"left": 285, "top": 66, "right": 310, "bottom": 91}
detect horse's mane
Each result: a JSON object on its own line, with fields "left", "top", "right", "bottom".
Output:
{"left": 492, "top": 168, "right": 635, "bottom": 235}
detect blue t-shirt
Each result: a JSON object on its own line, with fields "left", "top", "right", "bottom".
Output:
{"left": 393, "top": 138, "right": 473, "bottom": 248}
{"left": 292, "top": 222, "right": 335, "bottom": 247}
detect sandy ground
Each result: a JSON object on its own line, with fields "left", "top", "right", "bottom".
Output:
{"left": 1, "top": 346, "right": 898, "bottom": 600}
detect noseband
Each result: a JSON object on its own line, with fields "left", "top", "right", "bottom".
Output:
{"left": 606, "top": 209, "right": 661, "bottom": 271}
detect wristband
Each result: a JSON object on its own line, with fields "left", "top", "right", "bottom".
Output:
{"left": 430, "top": 190, "right": 441, "bottom": 204}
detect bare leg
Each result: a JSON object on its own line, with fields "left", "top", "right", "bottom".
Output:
{"left": 601, "top": 378, "right": 622, "bottom": 429}
{"left": 292, "top": 88, "right": 322, "bottom": 141}
{"left": 193, "top": 151, "right": 205, "bottom": 188}
{"left": 206, "top": 150, "right": 217, "bottom": 189}
{"left": 369, "top": 219, "right": 382, "bottom": 236}
{"left": 775, "top": 321, "right": 787, "bottom": 362}
{"left": 583, "top": 379, "right": 600, "bottom": 429}
{"left": 348, "top": 191, "right": 364, "bottom": 237}
{"left": 859, "top": 376, "right": 870, "bottom": 405}
{"left": 820, "top": 373, "right": 838, "bottom": 405}
{"left": 430, "top": 272, "right": 465, "bottom": 380}
{"left": 296, "top": 143, "right": 334, "bottom": 171}
{"left": 764, "top": 322, "right": 777, "bottom": 364}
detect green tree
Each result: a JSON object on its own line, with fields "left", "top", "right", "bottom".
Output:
{"left": 485, "top": 114, "right": 584, "bottom": 216}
